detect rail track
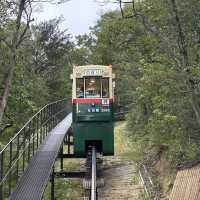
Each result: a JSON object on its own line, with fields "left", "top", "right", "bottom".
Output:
{"left": 83, "top": 147, "right": 98, "bottom": 200}
{"left": 91, "top": 147, "right": 97, "bottom": 200}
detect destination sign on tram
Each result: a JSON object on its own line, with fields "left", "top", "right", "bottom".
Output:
{"left": 83, "top": 69, "right": 103, "bottom": 76}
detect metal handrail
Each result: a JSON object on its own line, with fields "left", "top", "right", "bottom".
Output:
{"left": 0, "top": 98, "right": 68, "bottom": 153}
{"left": 0, "top": 98, "right": 71, "bottom": 199}
{"left": 139, "top": 164, "right": 158, "bottom": 199}
{"left": 114, "top": 110, "right": 129, "bottom": 121}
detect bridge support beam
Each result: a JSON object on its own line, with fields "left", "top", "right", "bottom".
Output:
{"left": 60, "top": 144, "right": 64, "bottom": 171}
{"left": 54, "top": 171, "right": 86, "bottom": 178}
{"left": 50, "top": 128, "right": 82, "bottom": 199}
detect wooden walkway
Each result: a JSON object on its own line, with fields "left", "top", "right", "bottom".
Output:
{"left": 170, "top": 165, "right": 200, "bottom": 200}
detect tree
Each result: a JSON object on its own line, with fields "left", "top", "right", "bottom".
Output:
{"left": 78, "top": 0, "right": 200, "bottom": 167}
{"left": 0, "top": 18, "right": 74, "bottom": 141}
{"left": 0, "top": 0, "right": 33, "bottom": 123}
{"left": 111, "top": 0, "right": 200, "bottom": 127}
{"left": 31, "top": 18, "right": 74, "bottom": 100}
{"left": 0, "top": 0, "right": 71, "bottom": 124}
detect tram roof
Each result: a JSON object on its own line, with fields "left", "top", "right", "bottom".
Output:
{"left": 72, "top": 65, "right": 114, "bottom": 78}
{"left": 73, "top": 65, "right": 112, "bottom": 69}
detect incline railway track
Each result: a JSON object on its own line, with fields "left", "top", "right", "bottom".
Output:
{"left": 91, "top": 147, "right": 97, "bottom": 200}
{"left": 83, "top": 147, "right": 98, "bottom": 200}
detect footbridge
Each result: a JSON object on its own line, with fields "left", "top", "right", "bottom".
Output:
{"left": 0, "top": 99, "right": 73, "bottom": 200}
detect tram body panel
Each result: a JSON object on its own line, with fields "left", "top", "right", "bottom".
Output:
{"left": 71, "top": 65, "right": 115, "bottom": 157}
{"left": 73, "top": 122, "right": 114, "bottom": 156}
{"left": 73, "top": 99, "right": 113, "bottom": 122}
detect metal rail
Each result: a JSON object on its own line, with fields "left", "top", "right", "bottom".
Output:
{"left": 139, "top": 164, "right": 160, "bottom": 200}
{"left": 0, "top": 98, "right": 70, "bottom": 199}
{"left": 91, "top": 147, "right": 97, "bottom": 200}
{"left": 114, "top": 111, "right": 129, "bottom": 121}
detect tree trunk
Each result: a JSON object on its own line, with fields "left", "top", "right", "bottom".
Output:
{"left": 0, "top": 51, "right": 15, "bottom": 122}
{"left": 0, "top": 0, "right": 26, "bottom": 123}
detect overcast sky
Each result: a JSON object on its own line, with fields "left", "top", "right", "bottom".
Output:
{"left": 33, "top": 0, "right": 119, "bottom": 37}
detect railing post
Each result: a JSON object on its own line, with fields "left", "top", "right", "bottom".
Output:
{"left": 36, "top": 116, "right": 39, "bottom": 149}
{"left": 9, "top": 142, "right": 13, "bottom": 195}
{"left": 48, "top": 106, "right": 51, "bottom": 132}
{"left": 32, "top": 118, "right": 35, "bottom": 156}
{"left": 47, "top": 107, "right": 49, "bottom": 135}
{"left": 44, "top": 109, "right": 47, "bottom": 137}
{"left": 49, "top": 105, "right": 51, "bottom": 130}
{"left": 53, "top": 105, "right": 56, "bottom": 127}
{"left": 16, "top": 135, "right": 20, "bottom": 182}
{"left": 43, "top": 107, "right": 46, "bottom": 137}
{"left": 50, "top": 105, "right": 52, "bottom": 130}
{"left": 41, "top": 110, "right": 45, "bottom": 142}
{"left": 44, "top": 109, "right": 46, "bottom": 137}
{"left": 23, "top": 128, "right": 26, "bottom": 172}
{"left": 0, "top": 152, "right": 4, "bottom": 200}
{"left": 47, "top": 106, "right": 50, "bottom": 133}
{"left": 40, "top": 111, "right": 42, "bottom": 145}
{"left": 28, "top": 122, "right": 31, "bottom": 163}
{"left": 51, "top": 166, "right": 55, "bottom": 200}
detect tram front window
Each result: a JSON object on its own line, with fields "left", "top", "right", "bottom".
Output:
{"left": 76, "top": 77, "right": 110, "bottom": 98}
{"left": 76, "top": 78, "right": 84, "bottom": 98}
{"left": 85, "top": 77, "right": 101, "bottom": 98}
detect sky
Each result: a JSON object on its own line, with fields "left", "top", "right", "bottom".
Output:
{"left": 33, "top": 0, "right": 119, "bottom": 37}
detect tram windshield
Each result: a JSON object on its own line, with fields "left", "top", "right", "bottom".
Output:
{"left": 76, "top": 77, "right": 109, "bottom": 98}
{"left": 85, "top": 77, "right": 101, "bottom": 98}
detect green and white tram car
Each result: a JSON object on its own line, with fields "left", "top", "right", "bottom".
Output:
{"left": 71, "top": 65, "right": 115, "bottom": 157}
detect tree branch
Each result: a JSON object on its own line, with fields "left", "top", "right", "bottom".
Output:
{"left": 16, "top": 1, "right": 34, "bottom": 48}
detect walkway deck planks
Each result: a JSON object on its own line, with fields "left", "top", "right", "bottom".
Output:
{"left": 170, "top": 165, "right": 200, "bottom": 200}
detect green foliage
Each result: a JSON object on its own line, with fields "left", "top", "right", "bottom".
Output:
{"left": 74, "top": 0, "right": 200, "bottom": 167}
{"left": 1, "top": 0, "right": 200, "bottom": 170}
{"left": 0, "top": 18, "right": 74, "bottom": 143}
{"left": 44, "top": 159, "right": 84, "bottom": 199}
